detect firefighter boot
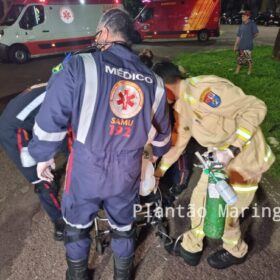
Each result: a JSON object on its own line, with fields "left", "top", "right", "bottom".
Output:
{"left": 113, "top": 255, "right": 134, "bottom": 280}
{"left": 165, "top": 239, "right": 202, "bottom": 266}
{"left": 207, "top": 249, "right": 246, "bottom": 269}
{"left": 66, "top": 258, "right": 89, "bottom": 280}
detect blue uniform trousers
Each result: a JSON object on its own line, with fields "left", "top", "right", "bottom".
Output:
{"left": 62, "top": 143, "right": 142, "bottom": 260}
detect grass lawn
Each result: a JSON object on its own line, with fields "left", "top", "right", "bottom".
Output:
{"left": 175, "top": 46, "right": 280, "bottom": 180}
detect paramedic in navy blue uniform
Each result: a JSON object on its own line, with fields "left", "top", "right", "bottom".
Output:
{"left": 0, "top": 84, "right": 65, "bottom": 241}
{"left": 28, "top": 8, "right": 171, "bottom": 280}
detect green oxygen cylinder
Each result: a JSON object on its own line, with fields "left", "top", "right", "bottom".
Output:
{"left": 203, "top": 168, "right": 227, "bottom": 239}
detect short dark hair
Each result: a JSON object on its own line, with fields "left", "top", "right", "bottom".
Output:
{"left": 98, "top": 8, "right": 135, "bottom": 45}
{"left": 242, "top": 10, "right": 251, "bottom": 17}
{"left": 152, "top": 61, "right": 184, "bottom": 83}
{"left": 139, "top": 49, "right": 154, "bottom": 68}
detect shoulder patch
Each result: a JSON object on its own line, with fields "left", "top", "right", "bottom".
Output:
{"left": 200, "top": 88, "right": 221, "bottom": 108}
{"left": 52, "top": 63, "right": 64, "bottom": 74}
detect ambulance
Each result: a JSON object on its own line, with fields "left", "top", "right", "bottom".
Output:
{"left": 0, "top": 0, "right": 122, "bottom": 63}
{"left": 133, "top": 0, "right": 221, "bottom": 42}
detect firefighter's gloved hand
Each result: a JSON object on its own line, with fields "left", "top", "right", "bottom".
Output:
{"left": 37, "top": 158, "right": 55, "bottom": 182}
{"left": 155, "top": 176, "right": 160, "bottom": 189}
{"left": 213, "top": 149, "right": 234, "bottom": 167}
{"left": 154, "top": 167, "right": 164, "bottom": 178}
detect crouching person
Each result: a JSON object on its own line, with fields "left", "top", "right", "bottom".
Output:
{"left": 153, "top": 62, "right": 275, "bottom": 269}
{"left": 0, "top": 84, "right": 65, "bottom": 241}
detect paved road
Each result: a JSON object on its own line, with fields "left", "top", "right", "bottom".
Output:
{"left": 0, "top": 25, "right": 278, "bottom": 98}
{"left": 0, "top": 24, "right": 279, "bottom": 280}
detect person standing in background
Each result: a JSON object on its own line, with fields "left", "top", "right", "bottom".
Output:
{"left": 234, "top": 10, "right": 259, "bottom": 75}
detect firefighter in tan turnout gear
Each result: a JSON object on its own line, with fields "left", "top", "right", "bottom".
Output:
{"left": 153, "top": 62, "right": 275, "bottom": 269}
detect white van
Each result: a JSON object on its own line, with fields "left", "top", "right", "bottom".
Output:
{"left": 0, "top": 0, "right": 122, "bottom": 63}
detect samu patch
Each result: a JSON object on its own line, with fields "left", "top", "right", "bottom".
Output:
{"left": 52, "top": 63, "right": 63, "bottom": 74}
{"left": 110, "top": 80, "right": 144, "bottom": 119}
{"left": 200, "top": 88, "right": 221, "bottom": 108}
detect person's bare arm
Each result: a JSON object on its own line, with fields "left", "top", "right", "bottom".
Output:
{"left": 234, "top": 36, "right": 240, "bottom": 51}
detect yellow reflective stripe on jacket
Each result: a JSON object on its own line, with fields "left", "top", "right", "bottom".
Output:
{"left": 183, "top": 93, "right": 198, "bottom": 104}
{"left": 245, "top": 140, "right": 251, "bottom": 146}
{"left": 219, "top": 140, "right": 251, "bottom": 151}
{"left": 192, "top": 228, "right": 205, "bottom": 237}
{"left": 189, "top": 77, "right": 202, "bottom": 86}
{"left": 218, "top": 143, "right": 229, "bottom": 150}
{"left": 159, "top": 164, "right": 171, "bottom": 172}
{"left": 236, "top": 128, "right": 252, "bottom": 142}
{"left": 264, "top": 144, "right": 273, "bottom": 162}
{"left": 232, "top": 184, "right": 258, "bottom": 192}
{"left": 222, "top": 237, "right": 238, "bottom": 245}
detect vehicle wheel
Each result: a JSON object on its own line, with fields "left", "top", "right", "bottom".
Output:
{"left": 198, "top": 30, "right": 209, "bottom": 42}
{"left": 132, "top": 31, "right": 142, "bottom": 44}
{"left": 9, "top": 45, "right": 29, "bottom": 64}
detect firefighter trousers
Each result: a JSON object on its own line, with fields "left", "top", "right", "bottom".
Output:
{"left": 181, "top": 171, "right": 259, "bottom": 258}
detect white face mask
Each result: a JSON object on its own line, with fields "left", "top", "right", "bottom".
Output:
{"left": 94, "top": 30, "right": 104, "bottom": 49}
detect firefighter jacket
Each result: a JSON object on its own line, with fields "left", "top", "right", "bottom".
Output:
{"left": 156, "top": 75, "right": 275, "bottom": 181}
{"left": 28, "top": 44, "right": 171, "bottom": 163}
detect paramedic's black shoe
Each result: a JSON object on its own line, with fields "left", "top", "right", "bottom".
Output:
{"left": 113, "top": 255, "right": 134, "bottom": 280}
{"left": 207, "top": 249, "right": 246, "bottom": 269}
{"left": 165, "top": 240, "right": 202, "bottom": 266}
{"left": 179, "top": 246, "right": 202, "bottom": 266}
{"left": 66, "top": 257, "right": 89, "bottom": 280}
{"left": 54, "top": 218, "right": 65, "bottom": 241}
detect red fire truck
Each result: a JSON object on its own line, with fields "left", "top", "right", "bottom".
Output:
{"left": 133, "top": 0, "right": 221, "bottom": 42}
{"left": 0, "top": 0, "right": 122, "bottom": 63}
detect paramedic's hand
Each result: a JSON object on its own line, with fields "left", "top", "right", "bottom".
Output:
{"left": 213, "top": 149, "right": 234, "bottom": 167}
{"left": 37, "top": 158, "right": 55, "bottom": 182}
